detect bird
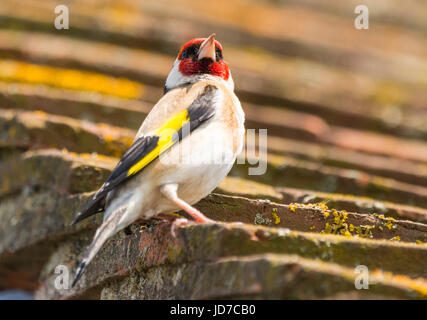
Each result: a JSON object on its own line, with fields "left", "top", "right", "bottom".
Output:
{"left": 70, "top": 34, "right": 245, "bottom": 287}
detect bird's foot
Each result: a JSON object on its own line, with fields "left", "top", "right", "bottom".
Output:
{"left": 169, "top": 213, "right": 217, "bottom": 237}
{"left": 157, "top": 212, "right": 215, "bottom": 237}
{"left": 156, "top": 213, "right": 190, "bottom": 237}
{"left": 171, "top": 217, "right": 194, "bottom": 237}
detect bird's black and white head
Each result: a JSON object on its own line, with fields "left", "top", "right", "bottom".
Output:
{"left": 165, "top": 34, "right": 234, "bottom": 93}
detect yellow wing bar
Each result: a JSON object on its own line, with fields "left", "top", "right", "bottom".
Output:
{"left": 127, "top": 109, "right": 190, "bottom": 176}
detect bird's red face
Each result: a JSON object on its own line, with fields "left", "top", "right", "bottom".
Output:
{"left": 177, "top": 34, "right": 230, "bottom": 81}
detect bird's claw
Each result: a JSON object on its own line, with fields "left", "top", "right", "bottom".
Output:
{"left": 171, "top": 217, "right": 194, "bottom": 237}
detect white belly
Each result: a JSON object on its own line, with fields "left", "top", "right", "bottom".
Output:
{"left": 152, "top": 120, "right": 240, "bottom": 212}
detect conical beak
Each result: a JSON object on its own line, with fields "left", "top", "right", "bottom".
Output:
{"left": 198, "top": 34, "right": 216, "bottom": 61}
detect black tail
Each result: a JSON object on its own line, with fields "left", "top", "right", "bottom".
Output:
{"left": 71, "top": 205, "right": 126, "bottom": 287}
{"left": 71, "top": 261, "right": 87, "bottom": 288}
{"left": 71, "top": 197, "right": 104, "bottom": 225}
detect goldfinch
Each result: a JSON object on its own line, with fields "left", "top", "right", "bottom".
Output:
{"left": 71, "top": 34, "right": 245, "bottom": 287}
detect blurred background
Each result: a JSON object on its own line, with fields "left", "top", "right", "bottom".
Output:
{"left": 0, "top": 0, "right": 426, "bottom": 299}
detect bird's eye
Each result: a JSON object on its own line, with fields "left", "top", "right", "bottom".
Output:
{"left": 215, "top": 46, "right": 223, "bottom": 60}
{"left": 180, "top": 44, "right": 200, "bottom": 59}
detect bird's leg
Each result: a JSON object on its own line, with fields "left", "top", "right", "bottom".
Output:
{"left": 170, "top": 197, "right": 215, "bottom": 223}
{"left": 160, "top": 184, "right": 215, "bottom": 224}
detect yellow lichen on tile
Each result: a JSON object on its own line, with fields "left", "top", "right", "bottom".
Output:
{"left": 354, "top": 225, "right": 375, "bottom": 239}
{"left": 288, "top": 202, "right": 329, "bottom": 214}
{"left": 372, "top": 269, "right": 427, "bottom": 297}
{"left": 323, "top": 222, "right": 332, "bottom": 234}
{"left": 0, "top": 59, "right": 144, "bottom": 99}
{"left": 322, "top": 208, "right": 355, "bottom": 238}
{"left": 385, "top": 221, "right": 394, "bottom": 230}
{"left": 271, "top": 208, "right": 280, "bottom": 225}
{"left": 375, "top": 214, "right": 396, "bottom": 221}
{"left": 289, "top": 203, "right": 297, "bottom": 212}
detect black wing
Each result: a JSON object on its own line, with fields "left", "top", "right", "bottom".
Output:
{"left": 71, "top": 136, "right": 159, "bottom": 225}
